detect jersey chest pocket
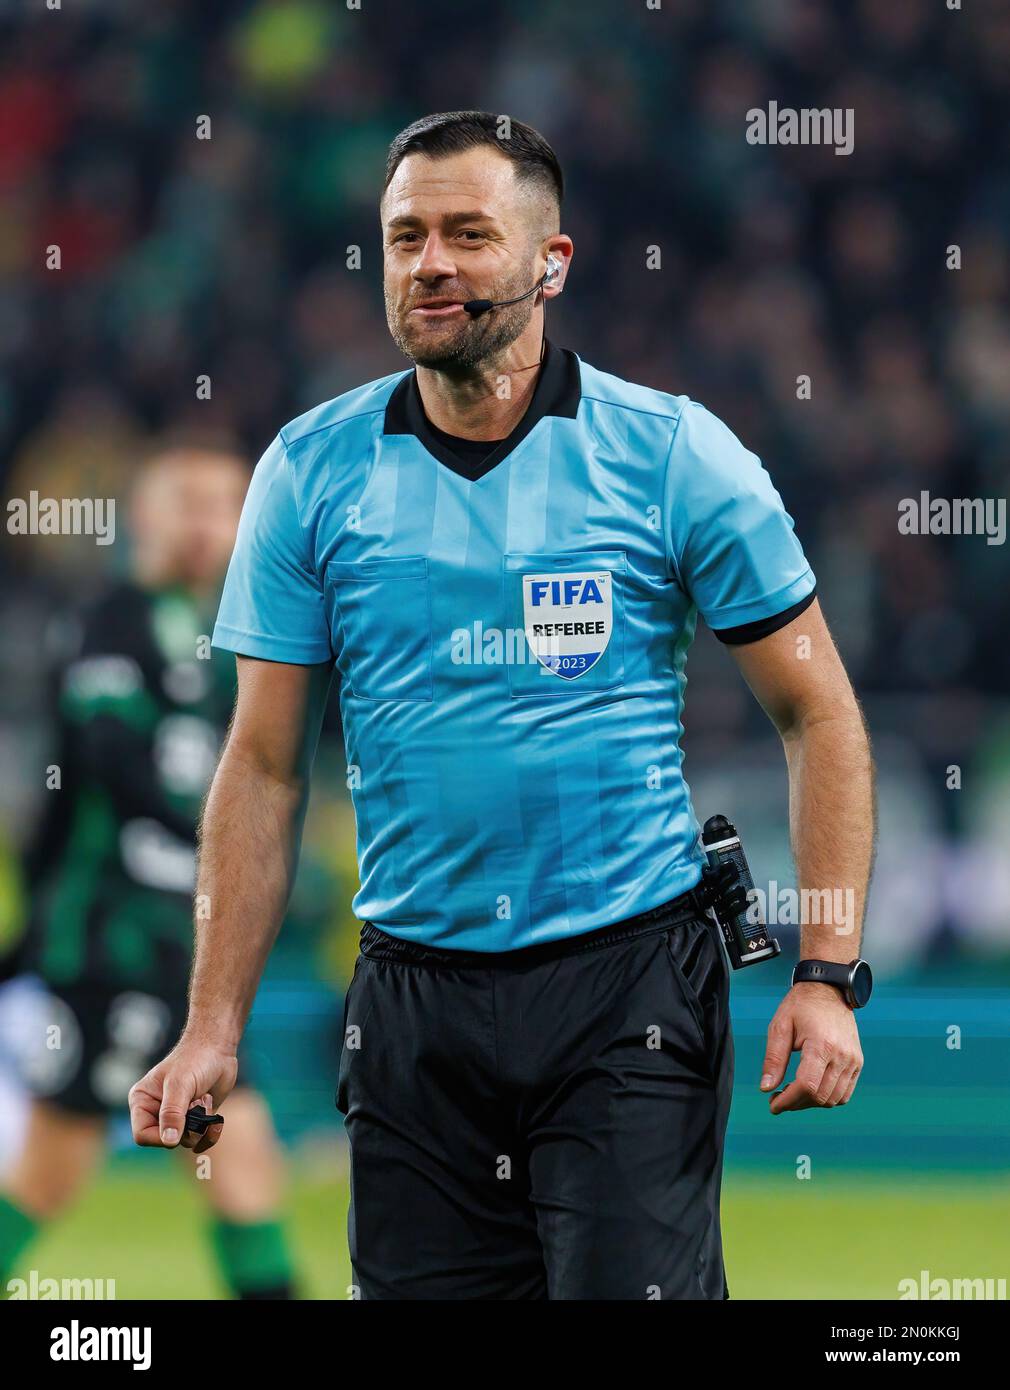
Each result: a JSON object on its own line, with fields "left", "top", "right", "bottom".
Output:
{"left": 325, "top": 557, "right": 433, "bottom": 702}
{"left": 503, "top": 550, "right": 626, "bottom": 698}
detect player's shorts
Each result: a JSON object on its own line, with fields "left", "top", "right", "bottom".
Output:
{"left": 19, "top": 980, "right": 256, "bottom": 1118}
{"left": 337, "top": 890, "right": 734, "bottom": 1300}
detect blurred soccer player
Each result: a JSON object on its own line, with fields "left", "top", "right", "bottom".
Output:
{"left": 132, "top": 112, "right": 875, "bottom": 1299}
{"left": 0, "top": 448, "right": 300, "bottom": 1300}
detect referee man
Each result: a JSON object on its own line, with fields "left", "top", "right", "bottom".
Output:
{"left": 131, "top": 111, "right": 875, "bottom": 1300}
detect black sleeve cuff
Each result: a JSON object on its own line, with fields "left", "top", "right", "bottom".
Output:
{"left": 711, "top": 587, "right": 817, "bottom": 646}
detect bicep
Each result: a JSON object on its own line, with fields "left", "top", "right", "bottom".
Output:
{"left": 726, "top": 599, "right": 857, "bottom": 737}
{"left": 226, "top": 656, "right": 334, "bottom": 787}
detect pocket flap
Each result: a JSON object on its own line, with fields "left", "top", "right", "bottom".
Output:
{"left": 504, "top": 550, "right": 626, "bottom": 574}
{"left": 327, "top": 556, "right": 428, "bottom": 583}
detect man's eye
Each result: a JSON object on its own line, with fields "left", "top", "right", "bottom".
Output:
{"left": 459, "top": 230, "right": 485, "bottom": 241}
{"left": 393, "top": 233, "right": 420, "bottom": 244}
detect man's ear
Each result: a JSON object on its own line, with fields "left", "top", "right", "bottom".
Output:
{"left": 542, "top": 241, "right": 572, "bottom": 298}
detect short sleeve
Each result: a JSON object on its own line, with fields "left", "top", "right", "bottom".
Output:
{"left": 665, "top": 402, "right": 816, "bottom": 643}
{"left": 213, "top": 436, "right": 332, "bottom": 664}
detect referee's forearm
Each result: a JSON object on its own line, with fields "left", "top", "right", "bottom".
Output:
{"left": 185, "top": 744, "right": 306, "bottom": 1049}
{"left": 783, "top": 697, "right": 876, "bottom": 961}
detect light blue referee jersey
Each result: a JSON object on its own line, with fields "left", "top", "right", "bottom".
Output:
{"left": 213, "top": 342, "right": 816, "bottom": 950}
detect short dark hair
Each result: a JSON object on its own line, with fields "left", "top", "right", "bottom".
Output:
{"left": 383, "top": 111, "right": 563, "bottom": 209}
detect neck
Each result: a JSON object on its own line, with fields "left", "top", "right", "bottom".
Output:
{"left": 415, "top": 316, "right": 545, "bottom": 441}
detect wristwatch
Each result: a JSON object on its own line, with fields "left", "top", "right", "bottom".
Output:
{"left": 791, "top": 958, "right": 873, "bottom": 1009}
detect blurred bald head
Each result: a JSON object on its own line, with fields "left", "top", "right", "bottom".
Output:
{"left": 129, "top": 447, "right": 249, "bottom": 594}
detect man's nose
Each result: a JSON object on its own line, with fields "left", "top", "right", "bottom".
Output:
{"left": 411, "top": 236, "right": 456, "bottom": 282}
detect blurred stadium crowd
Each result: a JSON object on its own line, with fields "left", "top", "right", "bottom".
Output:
{"left": 1, "top": 0, "right": 1008, "bottom": 975}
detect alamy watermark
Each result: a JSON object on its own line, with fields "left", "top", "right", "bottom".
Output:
{"left": 746, "top": 101, "right": 854, "bottom": 156}
{"left": 898, "top": 1269, "right": 1006, "bottom": 1300}
{"left": 748, "top": 882, "right": 856, "bottom": 936}
{"left": 7, "top": 1269, "right": 117, "bottom": 1299}
{"left": 450, "top": 623, "right": 558, "bottom": 670}
{"left": 898, "top": 492, "right": 1005, "bottom": 546}
{"left": 50, "top": 1319, "right": 150, "bottom": 1371}
{"left": 6, "top": 492, "right": 116, "bottom": 545}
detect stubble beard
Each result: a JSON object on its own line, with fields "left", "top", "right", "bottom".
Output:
{"left": 385, "top": 274, "right": 538, "bottom": 373}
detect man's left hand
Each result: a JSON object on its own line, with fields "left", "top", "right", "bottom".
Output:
{"left": 760, "top": 981, "right": 864, "bottom": 1114}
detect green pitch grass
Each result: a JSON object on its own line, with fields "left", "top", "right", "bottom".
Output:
{"left": 12, "top": 1152, "right": 352, "bottom": 1301}
{"left": 9, "top": 1157, "right": 1007, "bottom": 1299}
{"left": 724, "top": 1175, "right": 1008, "bottom": 1300}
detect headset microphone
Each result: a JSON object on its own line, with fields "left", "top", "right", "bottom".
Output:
{"left": 463, "top": 255, "right": 562, "bottom": 318}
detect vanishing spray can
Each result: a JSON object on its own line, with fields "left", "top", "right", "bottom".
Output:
{"left": 701, "top": 815, "right": 781, "bottom": 969}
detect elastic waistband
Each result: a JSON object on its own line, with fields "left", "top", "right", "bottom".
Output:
{"left": 359, "top": 885, "right": 709, "bottom": 970}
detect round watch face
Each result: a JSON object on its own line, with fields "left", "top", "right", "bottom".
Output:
{"left": 849, "top": 959, "right": 873, "bottom": 1008}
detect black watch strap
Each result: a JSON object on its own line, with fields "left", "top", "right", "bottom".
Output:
{"left": 791, "top": 958, "right": 872, "bottom": 1009}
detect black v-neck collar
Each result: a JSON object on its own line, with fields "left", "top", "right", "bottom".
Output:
{"left": 382, "top": 340, "right": 582, "bottom": 482}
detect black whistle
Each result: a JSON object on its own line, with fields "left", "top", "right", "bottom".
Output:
{"left": 701, "top": 814, "right": 781, "bottom": 969}
{"left": 184, "top": 1104, "right": 224, "bottom": 1136}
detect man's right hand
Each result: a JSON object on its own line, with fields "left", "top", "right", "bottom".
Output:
{"left": 129, "top": 1037, "right": 238, "bottom": 1152}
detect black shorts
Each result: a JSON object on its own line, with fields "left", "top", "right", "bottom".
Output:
{"left": 21, "top": 981, "right": 253, "bottom": 1117}
{"left": 336, "top": 892, "right": 734, "bottom": 1300}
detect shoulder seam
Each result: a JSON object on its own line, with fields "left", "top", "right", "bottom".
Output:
{"left": 277, "top": 436, "right": 316, "bottom": 571}
{"left": 280, "top": 402, "right": 388, "bottom": 449}
{"left": 662, "top": 408, "right": 690, "bottom": 592}
{"left": 579, "top": 388, "right": 688, "bottom": 425}
{"left": 280, "top": 377, "right": 410, "bottom": 449}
